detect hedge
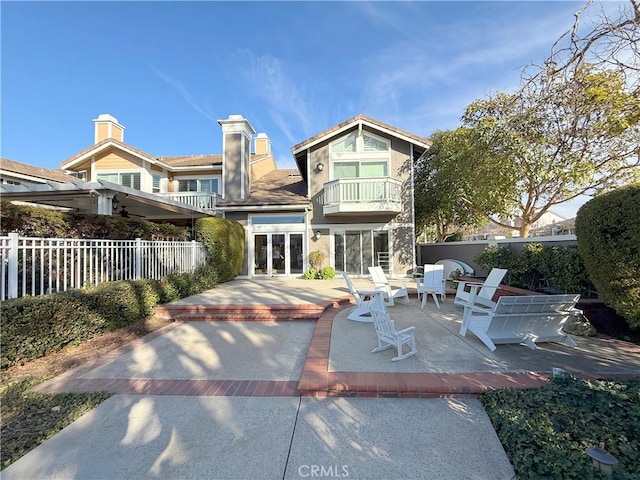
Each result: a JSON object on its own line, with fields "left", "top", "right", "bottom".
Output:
{"left": 575, "top": 185, "right": 640, "bottom": 329}
{"left": 0, "top": 266, "right": 223, "bottom": 368}
{"left": 195, "top": 217, "right": 245, "bottom": 282}
{"left": 474, "top": 243, "right": 595, "bottom": 297}
{"left": 0, "top": 200, "right": 188, "bottom": 240}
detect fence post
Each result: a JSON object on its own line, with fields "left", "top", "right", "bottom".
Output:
{"left": 7, "top": 232, "right": 19, "bottom": 299}
{"left": 135, "top": 238, "right": 142, "bottom": 279}
{"left": 191, "top": 240, "right": 197, "bottom": 271}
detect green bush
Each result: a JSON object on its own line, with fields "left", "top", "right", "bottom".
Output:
{"left": 302, "top": 268, "right": 317, "bottom": 280}
{"left": 308, "top": 251, "right": 325, "bottom": 271}
{"left": 0, "top": 263, "right": 222, "bottom": 369}
{"left": 474, "top": 243, "right": 595, "bottom": 296}
{"left": 316, "top": 266, "right": 336, "bottom": 280}
{"left": 0, "top": 200, "right": 188, "bottom": 240}
{"left": 481, "top": 376, "right": 640, "bottom": 479}
{"left": 0, "top": 278, "right": 170, "bottom": 368}
{"left": 195, "top": 217, "right": 244, "bottom": 282}
{"left": 576, "top": 185, "right": 640, "bottom": 329}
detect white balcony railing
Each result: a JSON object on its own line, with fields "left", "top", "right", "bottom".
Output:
{"left": 160, "top": 192, "right": 220, "bottom": 210}
{"left": 322, "top": 177, "right": 403, "bottom": 215}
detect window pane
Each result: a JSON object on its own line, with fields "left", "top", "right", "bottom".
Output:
{"left": 121, "top": 173, "right": 140, "bottom": 190}
{"left": 178, "top": 180, "right": 197, "bottom": 192}
{"left": 289, "top": 234, "right": 304, "bottom": 274}
{"left": 200, "top": 179, "right": 212, "bottom": 192}
{"left": 252, "top": 215, "right": 304, "bottom": 224}
{"left": 364, "top": 135, "right": 389, "bottom": 151}
{"left": 334, "top": 162, "right": 358, "bottom": 179}
{"left": 331, "top": 132, "right": 357, "bottom": 153}
{"left": 152, "top": 174, "right": 161, "bottom": 193}
{"left": 334, "top": 232, "right": 344, "bottom": 272}
{"left": 360, "top": 162, "right": 387, "bottom": 177}
{"left": 97, "top": 173, "right": 118, "bottom": 184}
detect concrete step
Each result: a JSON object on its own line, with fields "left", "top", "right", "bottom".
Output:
{"left": 154, "top": 299, "right": 352, "bottom": 322}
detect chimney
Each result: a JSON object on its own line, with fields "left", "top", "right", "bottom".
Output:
{"left": 254, "top": 133, "right": 271, "bottom": 155}
{"left": 218, "top": 114, "right": 255, "bottom": 200}
{"left": 93, "top": 114, "right": 125, "bottom": 143}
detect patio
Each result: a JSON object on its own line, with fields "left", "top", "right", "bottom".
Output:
{"left": 33, "top": 277, "right": 640, "bottom": 398}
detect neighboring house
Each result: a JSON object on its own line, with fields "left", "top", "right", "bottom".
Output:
{"left": 1, "top": 113, "right": 430, "bottom": 278}
{"left": 0, "top": 157, "right": 77, "bottom": 186}
{"left": 464, "top": 211, "right": 571, "bottom": 240}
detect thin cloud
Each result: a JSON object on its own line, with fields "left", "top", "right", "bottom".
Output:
{"left": 150, "top": 65, "right": 219, "bottom": 122}
{"left": 232, "top": 50, "right": 315, "bottom": 144}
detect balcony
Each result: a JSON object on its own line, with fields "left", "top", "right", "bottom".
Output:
{"left": 322, "top": 177, "right": 403, "bottom": 216}
{"left": 160, "top": 192, "right": 220, "bottom": 211}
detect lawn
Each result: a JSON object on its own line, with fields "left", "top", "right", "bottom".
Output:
{"left": 481, "top": 376, "right": 640, "bottom": 479}
{"left": 1, "top": 379, "right": 111, "bottom": 468}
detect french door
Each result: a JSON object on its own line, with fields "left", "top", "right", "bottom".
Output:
{"left": 253, "top": 233, "right": 303, "bottom": 277}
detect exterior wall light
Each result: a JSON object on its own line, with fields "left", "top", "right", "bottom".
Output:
{"left": 316, "top": 162, "right": 324, "bottom": 172}
{"left": 314, "top": 231, "right": 322, "bottom": 240}
{"left": 586, "top": 447, "right": 619, "bottom": 475}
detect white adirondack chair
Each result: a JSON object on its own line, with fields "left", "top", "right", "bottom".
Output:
{"left": 341, "top": 271, "right": 381, "bottom": 322}
{"left": 369, "top": 301, "right": 417, "bottom": 361}
{"left": 454, "top": 268, "right": 507, "bottom": 308}
{"left": 416, "top": 264, "right": 446, "bottom": 309}
{"left": 368, "top": 266, "right": 409, "bottom": 306}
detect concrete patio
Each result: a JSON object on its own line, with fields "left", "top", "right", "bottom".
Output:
{"left": 5, "top": 277, "right": 638, "bottom": 480}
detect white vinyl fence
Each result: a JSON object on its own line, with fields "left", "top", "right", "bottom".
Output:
{"left": 0, "top": 233, "right": 208, "bottom": 300}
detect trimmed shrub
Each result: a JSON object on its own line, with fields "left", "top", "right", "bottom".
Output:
{"left": 195, "top": 217, "right": 244, "bottom": 282}
{"left": 0, "top": 265, "right": 224, "bottom": 368}
{"left": 576, "top": 185, "right": 640, "bottom": 328}
{"left": 474, "top": 243, "right": 595, "bottom": 296}
{"left": 0, "top": 200, "right": 188, "bottom": 240}
{"left": 308, "top": 251, "right": 325, "bottom": 271}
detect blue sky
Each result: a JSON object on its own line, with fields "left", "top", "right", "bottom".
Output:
{"left": 2, "top": 1, "right": 609, "bottom": 217}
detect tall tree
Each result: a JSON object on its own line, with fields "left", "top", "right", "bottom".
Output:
{"left": 414, "top": 128, "right": 489, "bottom": 242}
{"left": 462, "top": 64, "right": 639, "bottom": 237}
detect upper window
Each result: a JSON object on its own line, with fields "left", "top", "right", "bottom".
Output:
{"left": 330, "top": 132, "right": 357, "bottom": 153}
{"left": 177, "top": 178, "right": 219, "bottom": 193}
{"left": 364, "top": 135, "right": 388, "bottom": 152}
{"left": 329, "top": 130, "right": 390, "bottom": 179}
{"left": 152, "top": 173, "right": 161, "bottom": 193}
{"left": 97, "top": 172, "right": 141, "bottom": 190}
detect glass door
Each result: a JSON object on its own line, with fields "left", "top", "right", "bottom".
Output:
{"left": 254, "top": 234, "right": 269, "bottom": 276}
{"left": 253, "top": 233, "right": 301, "bottom": 276}
{"left": 271, "top": 234, "right": 285, "bottom": 275}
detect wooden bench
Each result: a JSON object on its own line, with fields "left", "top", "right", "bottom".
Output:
{"left": 460, "top": 294, "right": 580, "bottom": 351}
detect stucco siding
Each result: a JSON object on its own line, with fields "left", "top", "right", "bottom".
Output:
{"left": 224, "top": 134, "right": 242, "bottom": 200}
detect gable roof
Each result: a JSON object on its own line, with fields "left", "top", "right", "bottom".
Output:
{"left": 291, "top": 114, "right": 431, "bottom": 154}
{"left": 0, "top": 157, "right": 77, "bottom": 184}
{"left": 291, "top": 114, "right": 431, "bottom": 182}
{"left": 60, "top": 139, "right": 269, "bottom": 171}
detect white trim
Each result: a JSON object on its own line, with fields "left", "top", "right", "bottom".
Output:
{"left": 60, "top": 141, "right": 177, "bottom": 172}
{"left": 291, "top": 118, "right": 430, "bottom": 155}
{"left": 221, "top": 134, "right": 226, "bottom": 199}
{"left": 409, "top": 145, "right": 416, "bottom": 270}
{"left": 241, "top": 134, "right": 245, "bottom": 199}
{"left": 216, "top": 204, "right": 309, "bottom": 212}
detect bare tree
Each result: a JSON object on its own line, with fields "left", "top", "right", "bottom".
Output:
{"left": 526, "top": 0, "right": 639, "bottom": 89}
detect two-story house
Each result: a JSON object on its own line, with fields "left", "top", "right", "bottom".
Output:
{"left": 1, "top": 113, "right": 430, "bottom": 278}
